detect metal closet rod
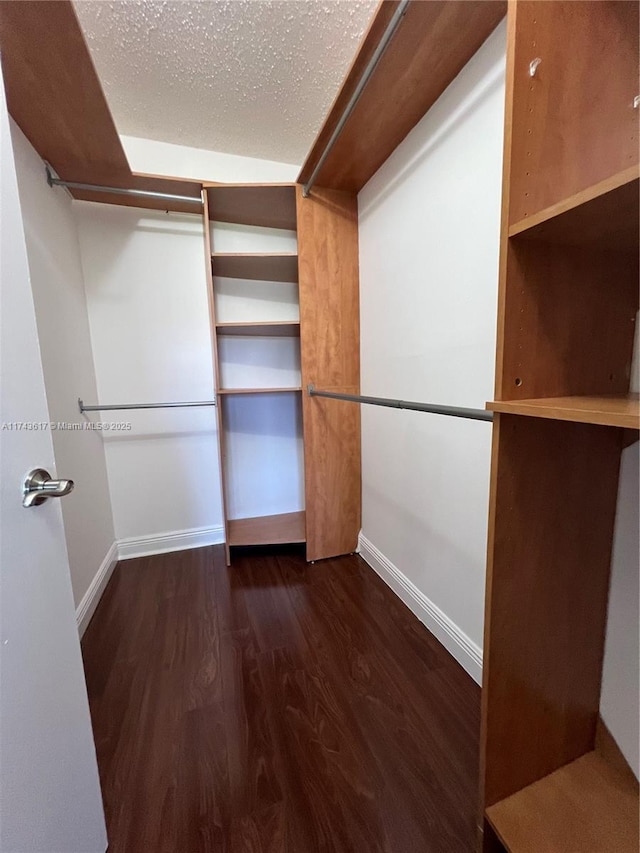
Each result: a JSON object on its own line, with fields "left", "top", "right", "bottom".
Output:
{"left": 78, "top": 398, "right": 216, "bottom": 413}
{"left": 45, "top": 165, "right": 203, "bottom": 206}
{"left": 307, "top": 385, "right": 493, "bottom": 422}
{"left": 302, "top": 0, "right": 410, "bottom": 198}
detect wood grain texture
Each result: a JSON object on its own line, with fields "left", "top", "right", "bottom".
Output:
{"left": 206, "top": 185, "right": 297, "bottom": 230}
{"left": 296, "top": 186, "right": 361, "bottom": 560}
{"left": 216, "top": 322, "right": 300, "bottom": 338}
{"left": 487, "top": 393, "right": 640, "bottom": 429}
{"left": 82, "top": 546, "right": 481, "bottom": 852}
{"left": 481, "top": 415, "right": 622, "bottom": 806}
{"left": 227, "top": 512, "right": 306, "bottom": 546}
{"left": 486, "top": 750, "right": 639, "bottom": 853}
{"left": 496, "top": 241, "right": 639, "bottom": 401}
{"left": 217, "top": 388, "right": 302, "bottom": 395}
{"left": 508, "top": 167, "right": 639, "bottom": 250}
{"left": 0, "top": 2, "right": 202, "bottom": 214}
{"left": 212, "top": 253, "right": 299, "bottom": 283}
{"left": 508, "top": 1, "right": 639, "bottom": 224}
{"left": 298, "top": 0, "right": 506, "bottom": 193}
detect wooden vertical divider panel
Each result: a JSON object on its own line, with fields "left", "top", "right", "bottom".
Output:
{"left": 296, "top": 186, "right": 361, "bottom": 561}
{"left": 482, "top": 415, "right": 621, "bottom": 806}
{"left": 202, "top": 191, "right": 231, "bottom": 565}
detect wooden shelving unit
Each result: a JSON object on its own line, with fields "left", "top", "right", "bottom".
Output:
{"left": 480, "top": 2, "right": 639, "bottom": 851}
{"left": 205, "top": 184, "right": 297, "bottom": 230}
{"left": 211, "top": 252, "right": 298, "bottom": 283}
{"left": 216, "top": 321, "right": 300, "bottom": 337}
{"left": 486, "top": 750, "right": 639, "bottom": 853}
{"left": 487, "top": 393, "right": 640, "bottom": 429}
{"left": 228, "top": 511, "right": 306, "bottom": 547}
{"left": 508, "top": 166, "right": 639, "bottom": 249}
{"left": 204, "top": 184, "right": 306, "bottom": 563}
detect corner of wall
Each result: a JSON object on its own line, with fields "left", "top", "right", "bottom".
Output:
{"left": 358, "top": 532, "right": 483, "bottom": 684}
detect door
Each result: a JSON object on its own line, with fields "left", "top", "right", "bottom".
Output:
{"left": 0, "top": 64, "right": 107, "bottom": 852}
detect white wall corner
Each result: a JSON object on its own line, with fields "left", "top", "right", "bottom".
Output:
{"left": 76, "top": 541, "right": 119, "bottom": 637}
{"left": 358, "top": 533, "right": 483, "bottom": 684}
{"left": 117, "top": 524, "right": 225, "bottom": 561}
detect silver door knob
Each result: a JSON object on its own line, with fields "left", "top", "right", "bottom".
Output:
{"left": 23, "top": 468, "right": 74, "bottom": 508}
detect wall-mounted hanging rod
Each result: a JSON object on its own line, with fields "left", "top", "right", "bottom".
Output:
{"left": 45, "top": 164, "right": 203, "bottom": 207}
{"left": 78, "top": 398, "right": 216, "bottom": 414}
{"left": 302, "top": 0, "right": 410, "bottom": 198}
{"left": 307, "top": 385, "right": 493, "bottom": 422}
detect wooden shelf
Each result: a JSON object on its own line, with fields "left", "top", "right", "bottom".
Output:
{"left": 487, "top": 394, "right": 640, "bottom": 429}
{"left": 211, "top": 253, "right": 298, "bottom": 283}
{"left": 509, "top": 167, "right": 639, "bottom": 250}
{"left": 228, "top": 510, "right": 306, "bottom": 547}
{"left": 216, "top": 321, "right": 300, "bottom": 337}
{"left": 298, "top": 1, "right": 506, "bottom": 193}
{"left": 217, "top": 387, "right": 302, "bottom": 395}
{"left": 486, "top": 750, "right": 639, "bottom": 853}
{"left": 205, "top": 184, "right": 296, "bottom": 230}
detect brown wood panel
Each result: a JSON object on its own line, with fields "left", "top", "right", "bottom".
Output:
{"left": 296, "top": 186, "right": 361, "bottom": 561}
{"left": 216, "top": 322, "right": 300, "bottom": 338}
{"left": 0, "top": 2, "right": 203, "bottom": 214}
{"left": 487, "top": 393, "right": 640, "bottom": 429}
{"left": 481, "top": 415, "right": 622, "bottom": 806}
{"left": 82, "top": 546, "right": 481, "bottom": 852}
{"left": 206, "top": 185, "right": 297, "bottom": 230}
{"left": 302, "top": 387, "right": 362, "bottom": 562}
{"left": 509, "top": 167, "right": 639, "bottom": 251}
{"left": 212, "top": 253, "right": 298, "bottom": 283}
{"left": 0, "top": 0, "right": 128, "bottom": 184}
{"left": 217, "top": 388, "right": 302, "bottom": 396}
{"left": 227, "top": 511, "right": 306, "bottom": 547}
{"left": 508, "top": 1, "right": 639, "bottom": 224}
{"left": 496, "top": 242, "right": 639, "bottom": 401}
{"left": 486, "top": 750, "right": 639, "bottom": 853}
{"left": 298, "top": 0, "right": 506, "bottom": 193}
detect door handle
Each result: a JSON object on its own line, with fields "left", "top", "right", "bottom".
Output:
{"left": 23, "top": 468, "right": 74, "bottom": 508}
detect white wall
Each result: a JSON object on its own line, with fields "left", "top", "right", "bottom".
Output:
{"left": 121, "top": 135, "right": 299, "bottom": 183}
{"left": 600, "top": 327, "right": 639, "bottom": 778}
{"left": 358, "top": 23, "right": 506, "bottom": 679}
{"left": 10, "top": 120, "right": 116, "bottom": 611}
{"left": 76, "top": 203, "right": 223, "bottom": 549}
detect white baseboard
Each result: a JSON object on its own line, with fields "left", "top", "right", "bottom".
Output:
{"left": 117, "top": 524, "right": 225, "bottom": 561}
{"left": 76, "top": 541, "right": 119, "bottom": 637}
{"left": 357, "top": 533, "right": 483, "bottom": 684}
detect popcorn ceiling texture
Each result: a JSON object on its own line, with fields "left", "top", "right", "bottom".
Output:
{"left": 73, "top": 0, "right": 377, "bottom": 166}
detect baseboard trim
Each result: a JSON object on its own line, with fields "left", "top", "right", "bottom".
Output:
{"left": 76, "top": 541, "right": 119, "bottom": 637}
{"left": 117, "top": 524, "right": 225, "bottom": 561}
{"left": 358, "top": 533, "right": 483, "bottom": 684}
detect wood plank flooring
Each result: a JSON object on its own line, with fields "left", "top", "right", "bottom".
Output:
{"left": 81, "top": 545, "right": 480, "bottom": 853}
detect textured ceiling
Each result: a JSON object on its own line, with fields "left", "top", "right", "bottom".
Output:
{"left": 73, "top": 0, "right": 377, "bottom": 166}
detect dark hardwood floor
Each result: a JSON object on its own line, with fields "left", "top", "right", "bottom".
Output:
{"left": 82, "top": 545, "right": 480, "bottom": 853}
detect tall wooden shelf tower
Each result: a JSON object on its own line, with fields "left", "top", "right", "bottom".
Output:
{"left": 203, "top": 184, "right": 361, "bottom": 565}
{"left": 480, "top": 2, "right": 639, "bottom": 852}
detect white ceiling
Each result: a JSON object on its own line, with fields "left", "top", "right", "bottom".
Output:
{"left": 73, "top": 0, "right": 377, "bottom": 166}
